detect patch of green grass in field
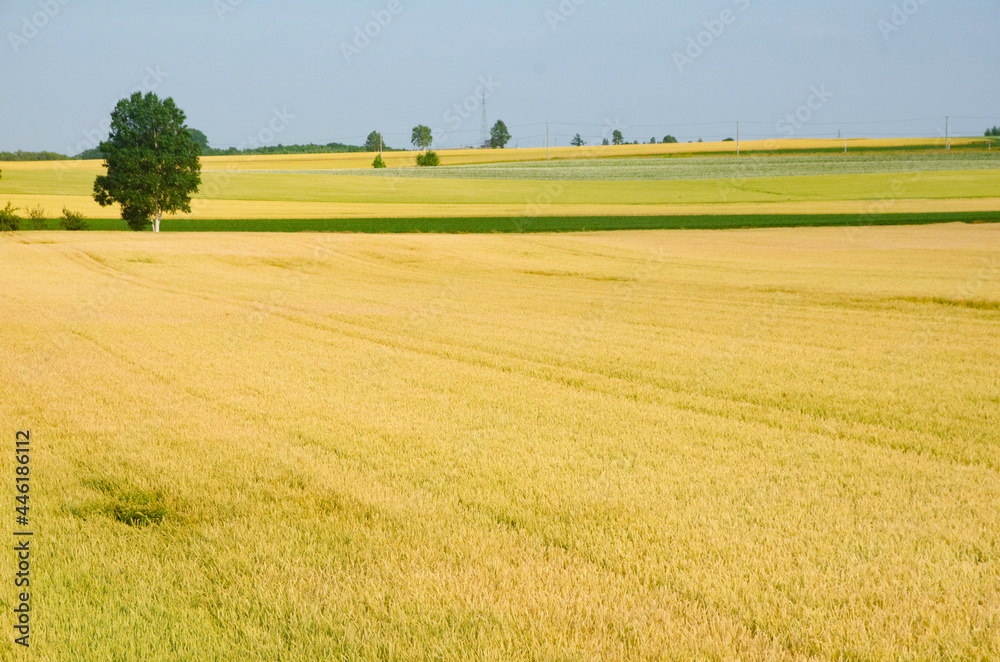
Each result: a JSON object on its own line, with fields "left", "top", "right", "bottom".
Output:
{"left": 74, "top": 211, "right": 1000, "bottom": 233}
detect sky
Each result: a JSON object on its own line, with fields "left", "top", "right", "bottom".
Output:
{"left": 1, "top": 0, "right": 998, "bottom": 154}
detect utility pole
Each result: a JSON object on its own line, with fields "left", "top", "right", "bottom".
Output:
{"left": 379, "top": 133, "right": 383, "bottom": 155}
{"left": 546, "top": 122, "right": 550, "bottom": 160}
{"left": 736, "top": 121, "right": 740, "bottom": 156}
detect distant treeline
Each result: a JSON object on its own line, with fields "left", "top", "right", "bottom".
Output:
{"left": 200, "top": 142, "right": 400, "bottom": 157}
{"left": 987, "top": 127, "right": 1000, "bottom": 137}
{"left": 72, "top": 142, "right": 399, "bottom": 160}
{"left": 0, "top": 150, "right": 70, "bottom": 161}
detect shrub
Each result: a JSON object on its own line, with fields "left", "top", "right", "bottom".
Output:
{"left": 0, "top": 203, "right": 21, "bottom": 231}
{"left": 60, "top": 207, "right": 89, "bottom": 231}
{"left": 416, "top": 150, "right": 440, "bottom": 167}
{"left": 372, "top": 154, "right": 387, "bottom": 169}
{"left": 27, "top": 205, "right": 48, "bottom": 230}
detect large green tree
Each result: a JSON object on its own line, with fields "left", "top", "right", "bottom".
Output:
{"left": 612, "top": 130, "right": 624, "bottom": 145}
{"left": 93, "top": 92, "right": 202, "bottom": 232}
{"left": 411, "top": 125, "right": 433, "bottom": 151}
{"left": 489, "top": 120, "right": 511, "bottom": 149}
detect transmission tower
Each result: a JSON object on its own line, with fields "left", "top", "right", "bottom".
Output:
{"left": 479, "top": 94, "right": 489, "bottom": 149}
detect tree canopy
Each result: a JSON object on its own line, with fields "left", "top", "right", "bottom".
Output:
{"left": 93, "top": 92, "right": 202, "bottom": 232}
{"left": 188, "top": 129, "right": 210, "bottom": 150}
{"left": 411, "top": 125, "right": 433, "bottom": 151}
{"left": 570, "top": 133, "right": 585, "bottom": 147}
{"left": 662, "top": 135, "right": 678, "bottom": 144}
{"left": 612, "top": 130, "right": 624, "bottom": 145}
{"left": 365, "top": 131, "right": 385, "bottom": 152}
{"left": 489, "top": 120, "right": 511, "bottom": 149}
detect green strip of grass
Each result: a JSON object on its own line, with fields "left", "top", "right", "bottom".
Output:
{"left": 68, "top": 211, "right": 1000, "bottom": 233}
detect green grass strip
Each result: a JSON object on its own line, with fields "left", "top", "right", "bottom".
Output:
{"left": 62, "top": 211, "right": 1000, "bottom": 233}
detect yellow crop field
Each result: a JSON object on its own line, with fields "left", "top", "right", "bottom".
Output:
{"left": 1, "top": 225, "right": 998, "bottom": 660}
{"left": 194, "top": 137, "right": 986, "bottom": 170}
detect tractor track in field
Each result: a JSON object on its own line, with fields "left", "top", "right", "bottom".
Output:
{"left": 43, "top": 243, "right": 1000, "bottom": 472}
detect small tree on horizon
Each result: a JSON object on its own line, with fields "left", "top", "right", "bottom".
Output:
{"left": 365, "top": 131, "right": 385, "bottom": 152}
{"left": 489, "top": 120, "right": 511, "bottom": 149}
{"left": 663, "top": 135, "right": 678, "bottom": 144}
{"left": 411, "top": 125, "right": 433, "bottom": 151}
{"left": 571, "top": 133, "right": 585, "bottom": 147}
{"left": 188, "top": 128, "right": 210, "bottom": 150}
{"left": 612, "top": 130, "right": 624, "bottom": 145}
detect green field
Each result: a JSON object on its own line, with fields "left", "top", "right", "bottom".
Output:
{"left": 26, "top": 211, "right": 1000, "bottom": 233}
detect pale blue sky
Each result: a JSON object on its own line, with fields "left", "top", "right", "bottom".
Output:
{"left": 2, "top": 0, "right": 998, "bottom": 153}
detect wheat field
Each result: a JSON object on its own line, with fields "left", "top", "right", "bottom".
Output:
{"left": 1, "top": 225, "right": 998, "bottom": 660}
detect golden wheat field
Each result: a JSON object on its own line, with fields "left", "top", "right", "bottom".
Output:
{"left": 1, "top": 224, "right": 998, "bottom": 660}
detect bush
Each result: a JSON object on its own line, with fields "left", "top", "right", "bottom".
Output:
{"left": 27, "top": 205, "right": 48, "bottom": 230}
{"left": 372, "top": 154, "right": 387, "bottom": 169}
{"left": 0, "top": 203, "right": 21, "bottom": 231}
{"left": 60, "top": 208, "right": 89, "bottom": 231}
{"left": 416, "top": 150, "right": 440, "bottom": 167}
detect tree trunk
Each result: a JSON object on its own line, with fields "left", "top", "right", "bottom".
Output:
{"left": 153, "top": 208, "right": 162, "bottom": 233}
